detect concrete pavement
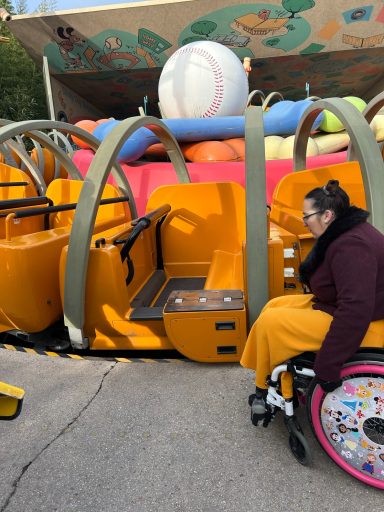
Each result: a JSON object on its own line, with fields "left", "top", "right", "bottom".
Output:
{"left": 0, "top": 349, "right": 382, "bottom": 512}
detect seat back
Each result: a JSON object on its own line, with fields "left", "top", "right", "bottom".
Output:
{"left": 0, "top": 164, "right": 44, "bottom": 238}
{"left": 46, "top": 179, "right": 131, "bottom": 229}
{"left": 146, "top": 182, "right": 246, "bottom": 278}
{"left": 30, "top": 147, "right": 67, "bottom": 186}
{"left": 270, "top": 162, "right": 366, "bottom": 235}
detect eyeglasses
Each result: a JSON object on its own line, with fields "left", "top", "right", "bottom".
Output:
{"left": 302, "top": 210, "right": 324, "bottom": 222}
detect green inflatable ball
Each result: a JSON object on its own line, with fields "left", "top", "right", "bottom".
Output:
{"left": 320, "top": 96, "right": 367, "bottom": 133}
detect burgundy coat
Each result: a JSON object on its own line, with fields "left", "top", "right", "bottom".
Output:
{"left": 299, "top": 208, "right": 384, "bottom": 381}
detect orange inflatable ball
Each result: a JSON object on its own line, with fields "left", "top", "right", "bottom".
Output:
{"left": 222, "top": 138, "right": 245, "bottom": 160}
{"left": 182, "top": 141, "right": 239, "bottom": 162}
{"left": 72, "top": 120, "right": 98, "bottom": 149}
{"left": 96, "top": 117, "right": 114, "bottom": 125}
{"left": 144, "top": 143, "right": 168, "bottom": 160}
{"left": 181, "top": 142, "right": 201, "bottom": 161}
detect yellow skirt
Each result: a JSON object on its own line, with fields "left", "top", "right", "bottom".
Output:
{"left": 240, "top": 294, "right": 384, "bottom": 389}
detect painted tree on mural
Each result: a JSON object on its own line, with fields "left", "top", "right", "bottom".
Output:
{"left": 0, "top": 0, "right": 47, "bottom": 121}
{"left": 282, "top": 0, "right": 315, "bottom": 18}
{"left": 182, "top": 20, "right": 218, "bottom": 45}
{"left": 191, "top": 20, "right": 217, "bottom": 38}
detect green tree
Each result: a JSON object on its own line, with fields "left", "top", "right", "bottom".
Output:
{"left": 282, "top": 0, "right": 315, "bottom": 18}
{"left": 0, "top": 0, "right": 47, "bottom": 121}
{"left": 14, "top": 0, "right": 27, "bottom": 14}
{"left": 191, "top": 20, "right": 217, "bottom": 37}
{"left": 35, "top": 0, "right": 57, "bottom": 12}
{"left": 182, "top": 36, "right": 206, "bottom": 45}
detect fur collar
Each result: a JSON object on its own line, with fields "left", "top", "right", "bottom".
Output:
{"left": 299, "top": 206, "right": 369, "bottom": 286}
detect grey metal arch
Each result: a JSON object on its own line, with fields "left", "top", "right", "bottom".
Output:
{"left": 247, "top": 89, "right": 265, "bottom": 107}
{"left": 28, "top": 137, "right": 46, "bottom": 175}
{"left": 245, "top": 106, "right": 268, "bottom": 327}
{"left": 360, "top": 90, "right": 384, "bottom": 124}
{"left": 0, "top": 138, "right": 46, "bottom": 195}
{"left": 0, "top": 120, "right": 135, "bottom": 214}
{"left": 64, "top": 116, "right": 191, "bottom": 348}
{"left": 262, "top": 91, "right": 284, "bottom": 111}
{"left": 0, "top": 119, "right": 82, "bottom": 194}
{"left": 14, "top": 135, "right": 29, "bottom": 172}
{"left": 347, "top": 90, "right": 384, "bottom": 161}
{"left": 293, "top": 98, "right": 384, "bottom": 233}
{"left": 47, "top": 130, "right": 75, "bottom": 179}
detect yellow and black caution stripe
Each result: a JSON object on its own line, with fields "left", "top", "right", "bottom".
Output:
{"left": 0, "top": 343, "right": 188, "bottom": 364}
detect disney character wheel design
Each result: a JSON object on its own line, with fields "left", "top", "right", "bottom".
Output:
{"left": 307, "top": 363, "right": 384, "bottom": 489}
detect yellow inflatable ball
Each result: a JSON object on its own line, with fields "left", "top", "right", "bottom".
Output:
{"left": 277, "top": 135, "right": 319, "bottom": 160}
{"left": 320, "top": 96, "right": 367, "bottom": 133}
{"left": 370, "top": 115, "right": 384, "bottom": 142}
{"left": 264, "top": 136, "right": 284, "bottom": 160}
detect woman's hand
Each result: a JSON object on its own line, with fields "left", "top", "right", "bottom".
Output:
{"left": 315, "top": 378, "right": 342, "bottom": 393}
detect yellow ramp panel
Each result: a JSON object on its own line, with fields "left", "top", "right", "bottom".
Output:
{"left": 0, "top": 381, "right": 24, "bottom": 420}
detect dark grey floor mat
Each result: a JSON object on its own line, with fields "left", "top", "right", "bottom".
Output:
{"left": 153, "top": 277, "right": 206, "bottom": 307}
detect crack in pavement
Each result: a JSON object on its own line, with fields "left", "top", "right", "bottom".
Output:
{"left": 0, "top": 362, "right": 116, "bottom": 512}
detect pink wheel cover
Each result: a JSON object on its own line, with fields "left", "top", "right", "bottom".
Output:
{"left": 310, "top": 364, "right": 384, "bottom": 489}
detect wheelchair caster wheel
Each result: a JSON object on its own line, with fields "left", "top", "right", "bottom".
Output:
{"left": 285, "top": 417, "right": 313, "bottom": 466}
{"left": 250, "top": 397, "right": 266, "bottom": 426}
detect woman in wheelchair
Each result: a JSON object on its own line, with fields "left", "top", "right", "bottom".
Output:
{"left": 241, "top": 180, "right": 384, "bottom": 482}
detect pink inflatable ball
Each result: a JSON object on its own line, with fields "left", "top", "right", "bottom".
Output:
{"left": 72, "top": 119, "right": 98, "bottom": 149}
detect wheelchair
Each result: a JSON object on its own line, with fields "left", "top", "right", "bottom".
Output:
{"left": 250, "top": 348, "right": 384, "bottom": 489}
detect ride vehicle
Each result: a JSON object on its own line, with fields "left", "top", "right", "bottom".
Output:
{"left": 0, "top": 96, "right": 383, "bottom": 486}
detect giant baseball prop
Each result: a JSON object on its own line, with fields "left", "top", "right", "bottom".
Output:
{"left": 158, "top": 41, "right": 249, "bottom": 118}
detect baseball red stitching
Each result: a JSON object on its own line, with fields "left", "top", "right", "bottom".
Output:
{"left": 170, "top": 46, "right": 225, "bottom": 117}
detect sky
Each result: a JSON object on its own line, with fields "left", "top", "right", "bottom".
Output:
{"left": 28, "top": 0, "right": 147, "bottom": 13}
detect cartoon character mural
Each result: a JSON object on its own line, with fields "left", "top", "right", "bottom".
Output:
{"left": 45, "top": 2, "right": 384, "bottom": 77}
{"left": 54, "top": 26, "right": 85, "bottom": 69}
{"left": 41, "top": 1, "right": 384, "bottom": 114}
{"left": 46, "top": 27, "right": 172, "bottom": 73}
{"left": 98, "top": 36, "right": 140, "bottom": 70}
{"left": 179, "top": 1, "right": 316, "bottom": 57}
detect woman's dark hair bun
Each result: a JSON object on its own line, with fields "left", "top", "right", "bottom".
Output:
{"left": 323, "top": 180, "right": 340, "bottom": 196}
{"left": 306, "top": 180, "right": 350, "bottom": 218}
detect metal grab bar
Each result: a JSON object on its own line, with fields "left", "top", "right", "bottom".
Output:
{"left": 3, "top": 195, "right": 131, "bottom": 241}
{"left": 119, "top": 204, "right": 170, "bottom": 260}
{"left": 116, "top": 204, "right": 171, "bottom": 285}
{"left": 0, "top": 196, "right": 52, "bottom": 211}
{"left": 7, "top": 195, "right": 130, "bottom": 220}
{"left": 0, "top": 181, "right": 29, "bottom": 188}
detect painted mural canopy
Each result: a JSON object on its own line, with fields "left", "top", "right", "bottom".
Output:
{"left": 6, "top": 0, "right": 384, "bottom": 120}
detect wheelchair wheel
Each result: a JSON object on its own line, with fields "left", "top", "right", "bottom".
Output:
{"left": 307, "top": 362, "right": 384, "bottom": 489}
{"left": 287, "top": 418, "right": 313, "bottom": 466}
